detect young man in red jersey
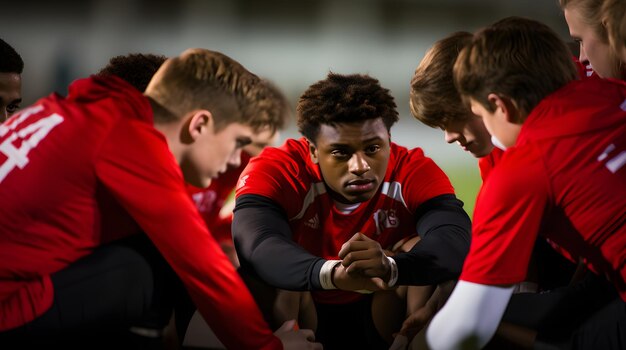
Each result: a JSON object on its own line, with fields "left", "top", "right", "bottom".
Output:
{"left": 426, "top": 17, "right": 626, "bottom": 350}
{"left": 0, "top": 48, "right": 321, "bottom": 350}
{"left": 409, "top": 29, "right": 621, "bottom": 350}
{"left": 232, "top": 72, "right": 472, "bottom": 349}
{"left": 409, "top": 31, "right": 501, "bottom": 180}
{"left": 0, "top": 37, "right": 23, "bottom": 122}
{"left": 98, "top": 53, "right": 291, "bottom": 268}
{"left": 189, "top": 79, "right": 290, "bottom": 267}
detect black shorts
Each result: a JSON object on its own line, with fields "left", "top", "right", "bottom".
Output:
{"left": 0, "top": 235, "right": 192, "bottom": 349}
{"left": 503, "top": 271, "right": 624, "bottom": 349}
{"left": 314, "top": 295, "right": 390, "bottom": 350}
{"left": 543, "top": 297, "right": 626, "bottom": 350}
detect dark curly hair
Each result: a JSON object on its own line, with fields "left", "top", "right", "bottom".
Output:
{"left": 0, "top": 38, "right": 24, "bottom": 74}
{"left": 296, "top": 72, "right": 398, "bottom": 143}
{"left": 97, "top": 53, "right": 167, "bottom": 92}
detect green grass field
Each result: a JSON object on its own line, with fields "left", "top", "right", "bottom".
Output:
{"left": 441, "top": 164, "right": 482, "bottom": 218}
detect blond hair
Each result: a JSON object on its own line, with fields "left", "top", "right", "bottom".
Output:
{"left": 602, "top": 0, "right": 626, "bottom": 59}
{"left": 146, "top": 48, "right": 284, "bottom": 133}
{"left": 559, "top": 0, "right": 608, "bottom": 42}
{"left": 560, "top": 0, "right": 624, "bottom": 78}
{"left": 242, "top": 78, "right": 292, "bottom": 136}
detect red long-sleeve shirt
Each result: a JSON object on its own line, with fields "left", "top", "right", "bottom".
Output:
{"left": 0, "top": 76, "right": 281, "bottom": 349}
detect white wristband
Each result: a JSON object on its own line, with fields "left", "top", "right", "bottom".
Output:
{"left": 320, "top": 260, "right": 341, "bottom": 290}
{"left": 387, "top": 256, "right": 398, "bottom": 287}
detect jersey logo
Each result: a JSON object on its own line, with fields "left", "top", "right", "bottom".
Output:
{"left": 191, "top": 189, "right": 218, "bottom": 213}
{"left": 597, "top": 143, "right": 626, "bottom": 173}
{"left": 0, "top": 107, "right": 64, "bottom": 183}
{"left": 237, "top": 174, "right": 249, "bottom": 190}
{"left": 372, "top": 209, "right": 399, "bottom": 236}
{"left": 305, "top": 214, "right": 320, "bottom": 229}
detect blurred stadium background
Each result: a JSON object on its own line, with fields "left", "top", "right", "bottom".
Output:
{"left": 2, "top": 0, "right": 572, "bottom": 215}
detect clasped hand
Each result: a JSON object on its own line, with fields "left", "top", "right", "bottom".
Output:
{"left": 334, "top": 232, "right": 392, "bottom": 291}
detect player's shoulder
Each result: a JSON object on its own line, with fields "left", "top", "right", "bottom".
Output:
{"left": 485, "top": 145, "right": 545, "bottom": 192}
{"left": 245, "top": 138, "right": 315, "bottom": 179}
{"left": 497, "top": 144, "right": 541, "bottom": 169}
{"left": 237, "top": 138, "right": 316, "bottom": 199}
{"left": 390, "top": 142, "right": 427, "bottom": 162}
{"left": 88, "top": 76, "right": 152, "bottom": 123}
{"left": 263, "top": 138, "right": 308, "bottom": 158}
{"left": 390, "top": 142, "right": 447, "bottom": 177}
{"left": 255, "top": 138, "right": 308, "bottom": 165}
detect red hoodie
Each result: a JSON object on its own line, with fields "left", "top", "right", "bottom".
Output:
{"left": 0, "top": 76, "right": 281, "bottom": 349}
{"left": 461, "top": 78, "right": 626, "bottom": 301}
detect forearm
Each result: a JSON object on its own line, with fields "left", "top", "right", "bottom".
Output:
{"left": 411, "top": 283, "right": 445, "bottom": 320}
{"left": 245, "top": 233, "right": 326, "bottom": 290}
{"left": 96, "top": 159, "right": 281, "bottom": 350}
{"left": 233, "top": 194, "right": 325, "bottom": 290}
{"left": 422, "top": 284, "right": 443, "bottom": 314}
{"left": 394, "top": 231, "right": 467, "bottom": 285}
{"left": 426, "top": 281, "right": 514, "bottom": 350}
{"left": 151, "top": 214, "right": 282, "bottom": 349}
{"left": 395, "top": 195, "right": 471, "bottom": 285}
{"left": 415, "top": 281, "right": 455, "bottom": 323}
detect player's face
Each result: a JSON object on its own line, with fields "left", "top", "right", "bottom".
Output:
{"left": 470, "top": 97, "right": 519, "bottom": 149}
{"left": 443, "top": 114, "right": 493, "bottom": 158}
{"left": 243, "top": 127, "right": 280, "bottom": 157}
{"left": 184, "top": 122, "right": 253, "bottom": 188}
{"left": 310, "top": 118, "right": 390, "bottom": 204}
{"left": 564, "top": 6, "right": 622, "bottom": 79}
{"left": 0, "top": 72, "right": 22, "bottom": 122}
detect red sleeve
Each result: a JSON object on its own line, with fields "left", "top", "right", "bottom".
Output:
{"left": 208, "top": 215, "right": 235, "bottom": 244}
{"left": 461, "top": 145, "right": 550, "bottom": 285}
{"left": 398, "top": 147, "right": 455, "bottom": 211}
{"left": 95, "top": 119, "right": 281, "bottom": 350}
{"left": 236, "top": 140, "right": 311, "bottom": 219}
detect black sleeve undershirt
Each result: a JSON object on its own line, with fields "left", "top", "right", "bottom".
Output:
{"left": 232, "top": 194, "right": 326, "bottom": 290}
{"left": 233, "top": 193, "right": 471, "bottom": 290}
{"left": 394, "top": 194, "right": 472, "bottom": 285}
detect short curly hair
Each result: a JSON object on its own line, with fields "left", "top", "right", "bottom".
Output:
{"left": 0, "top": 38, "right": 24, "bottom": 74}
{"left": 296, "top": 72, "right": 398, "bottom": 143}
{"left": 97, "top": 53, "right": 167, "bottom": 92}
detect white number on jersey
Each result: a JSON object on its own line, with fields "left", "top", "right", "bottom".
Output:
{"left": 0, "top": 109, "right": 64, "bottom": 183}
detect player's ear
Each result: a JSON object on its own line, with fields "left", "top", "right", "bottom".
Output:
{"left": 187, "top": 109, "right": 214, "bottom": 141}
{"left": 307, "top": 138, "right": 319, "bottom": 164}
{"left": 487, "top": 93, "right": 522, "bottom": 124}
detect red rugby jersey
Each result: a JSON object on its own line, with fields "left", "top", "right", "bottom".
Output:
{"left": 0, "top": 76, "right": 280, "bottom": 349}
{"left": 461, "top": 78, "right": 626, "bottom": 301}
{"left": 477, "top": 148, "right": 504, "bottom": 182}
{"left": 236, "top": 137, "right": 454, "bottom": 304}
